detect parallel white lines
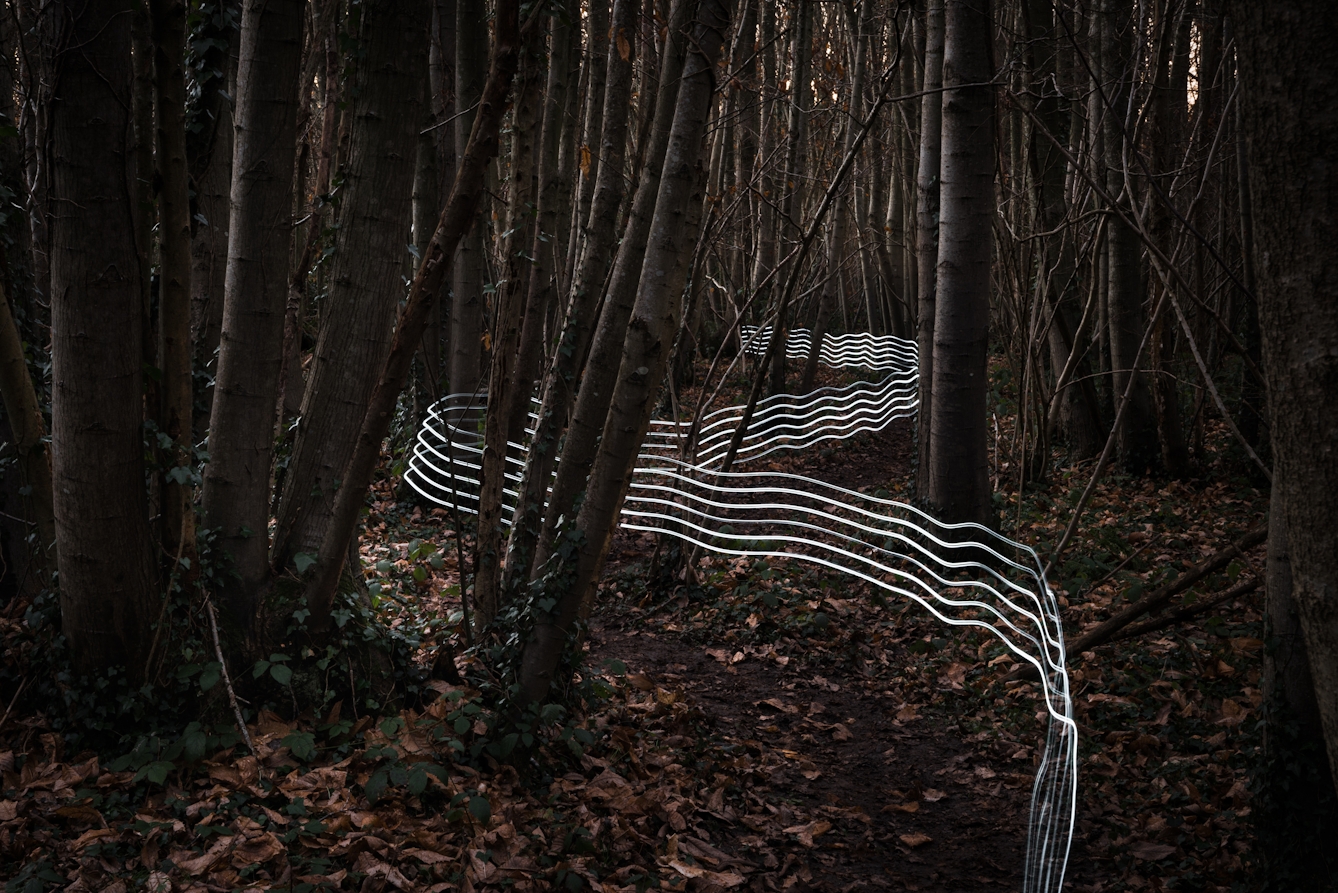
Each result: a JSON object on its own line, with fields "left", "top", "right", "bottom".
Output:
{"left": 403, "top": 330, "right": 1075, "bottom": 893}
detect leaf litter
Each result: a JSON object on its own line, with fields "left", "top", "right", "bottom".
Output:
{"left": 1, "top": 376, "right": 1270, "bottom": 891}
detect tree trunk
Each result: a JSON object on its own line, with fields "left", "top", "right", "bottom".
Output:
{"left": 448, "top": 2, "right": 491, "bottom": 404}
{"left": 1232, "top": 0, "right": 1338, "bottom": 800}
{"left": 201, "top": 0, "right": 304, "bottom": 631}
{"left": 188, "top": 1, "right": 239, "bottom": 437}
{"left": 768, "top": 0, "right": 812, "bottom": 397}
{"left": 0, "top": 281, "right": 56, "bottom": 586}
{"left": 1099, "top": 0, "right": 1160, "bottom": 475}
{"left": 49, "top": 0, "right": 158, "bottom": 676}
{"left": 471, "top": 21, "right": 546, "bottom": 626}
{"left": 151, "top": 0, "right": 195, "bottom": 559}
{"left": 520, "top": 0, "right": 730, "bottom": 704}
{"left": 914, "top": 0, "right": 944, "bottom": 505}
{"left": 1253, "top": 465, "right": 1338, "bottom": 887}
{"left": 270, "top": 0, "right": 427, "bottom": 572}
{"left": 925, "top": 0, "right": 993, "bottom": 527}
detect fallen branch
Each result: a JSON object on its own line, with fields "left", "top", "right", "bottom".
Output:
{"left": 204, "top": 596, "right": 257, "bottom": 758}
{"left": 1010, "top": 523, "right": 1267, "bottom": 680}
{"left": 1108, "top": 575, "right": 1260, "bottom": 644}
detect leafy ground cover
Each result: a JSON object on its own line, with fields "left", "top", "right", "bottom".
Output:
{"left": 0, "top": 367, "right": 1269, "bottom": 892}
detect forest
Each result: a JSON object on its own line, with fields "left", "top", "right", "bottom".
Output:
{"left": 0, "top": 0, "right": 1335, "bottom": 890}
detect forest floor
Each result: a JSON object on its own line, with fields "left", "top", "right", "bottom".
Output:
{"left": 0, "top": 368, "right": 1268, "bottom": 893}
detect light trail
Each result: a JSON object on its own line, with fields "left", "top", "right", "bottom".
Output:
{"left": 403, "top": 330, "right": 1076, "bottom": 893}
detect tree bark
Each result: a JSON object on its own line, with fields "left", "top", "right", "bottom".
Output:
{"left": 767, "top": 0, "right": 812, "bottom": 397}
{"left": 914, "top": 0, "right": 944, "bottom": 505}
{"left": 188, "top": 1, "right": 239, "bottom": 437}
{"left": 271, "top": 0, "right": 427, "bottom": 571}
{"left": 472, "top": 20, "right": 546, "bottom": 626}
{"left": 1255, "top": 464, "right": 1338, "bottom": 887}
{"left": 925, "top": 0, "right": 993, "bottom": 527}
{"left": 520, "top": 0, "right": 731, "bottom": 703}
{"left": 449, "top": 1, "right": 491, "bottom": 402}
{"left": 1232, "top": 0, "right": 1338, "bottom": 797}
{"left": 49, "top": 0, "right": 158, "bottom": 676}
{"left": 201, "top": 0, "right": 304, "bottom": 630}
{"left": 0, "top": 281, "right": 55, "bottom": 586}
{"left": 151, "top": 0, "right": 195, "bottom": 559}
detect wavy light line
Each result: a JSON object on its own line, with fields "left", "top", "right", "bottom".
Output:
{"left": 403, "top": 331, "right": 1076, "bottom": 893}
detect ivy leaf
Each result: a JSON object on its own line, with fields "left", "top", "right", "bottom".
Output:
{"left": 293, "top": 552, "right": 318, "bottom": 575}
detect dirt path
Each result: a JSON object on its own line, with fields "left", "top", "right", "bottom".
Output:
{"left": 590, "top": 622, "right": 1039, "bottom": 891}
{"left": 588, "top": 419, "right": 1098, "bottom": 891}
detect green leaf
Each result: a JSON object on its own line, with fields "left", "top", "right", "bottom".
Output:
{"left": 137, "top": 760, "right": 174, "bottom": 786}
{"left": 282, "top": 731, "right": 317, "bottom": 761}
{"left": 252, "top": 659, "right": 271, "bottom": 679}
{"left": 270, "top": 664, "right": 293, "bottom": 685}
{"left": 408, "top": 766, "right": 428, "bottom": 796}
{"left": 602, "top": 658, "right": 627, "bottom": 676}
{"left": 199, "top": 662, "right": 222, "bottom": 692}
{"left": 293, "top": 552, "right": 318, "bottom": 575}
{"left": 468, "top": 796, "right": 491, "bottom": 824}
{"left": 364, "top": 768, "right": 389, "bottom": 803}
{"left": 376, "top": 559, "right": 393, "bottom": 574}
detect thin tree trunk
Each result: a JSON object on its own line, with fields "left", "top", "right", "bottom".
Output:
{"left": 201, "top": 0, "right": 305, "bottom": 631}
{"left": 271, "top": 0, "right": 428, "bottom": 570}
{"left": 0, "top": 281, "right": 55, "bottom": 585}
{"left": 449, "top": 1, "right": 490, "bottom": 405}
{"left": 914, "top": 0, "right": 944, "bottom": 504}
{"left": 520, "top": 0, "right": 731, "bottom": 703}
{"left": 49, "top": 0, "right": 158, "bottom": 676}
{"left": 151, "top": 0, "right": 195, "bottom": 560}
{"left": 925, "top": 0, "right": 993, "bottom": 526}
{"left": 472, "top": 20, "right": 546, "bottom": 626}
{"left": 768, "top": 0, "right": 812, "bottom": 396}
{"left": 188, "top": 3, "right": 238, "bottom": 438}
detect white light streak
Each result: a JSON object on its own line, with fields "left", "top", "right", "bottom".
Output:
{"left": 403, "top": 330, "right": 1076, "bottom": 893}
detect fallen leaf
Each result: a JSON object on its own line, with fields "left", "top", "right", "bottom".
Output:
{"left": 832, "top": 723, "right": 853, "bottom": 741}
{"left": 404, "top": 847, "right": 451, "bottom": 865}
{"left": 975, "top": 766, "right": 997, "bottom": 779}
{"left": 0, "top": 801, "right": 18, "bottom": 821}
{"left": 922, "top": 788, "right": 947, "bottom": 802}
{"left": 1129, "top": 841, "right": 1177, "bottom": 861}
{"left": 899, "top": 832, "right": 933, "bottom": 848}
{"left": 883, "top": 801, "right": 919, "bottom": 813}
{"left": 782, "top": 820, "right": 832, "bottom": 847}
{"left": 895, "top": 704, "right": 920, "bottom": 722}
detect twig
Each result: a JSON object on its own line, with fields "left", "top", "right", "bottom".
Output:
{"left": 203, "top": 596, "right": 257, "bottom": 758}
{"left": 0, "top": 677, "right": 27, "bottom": 735}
